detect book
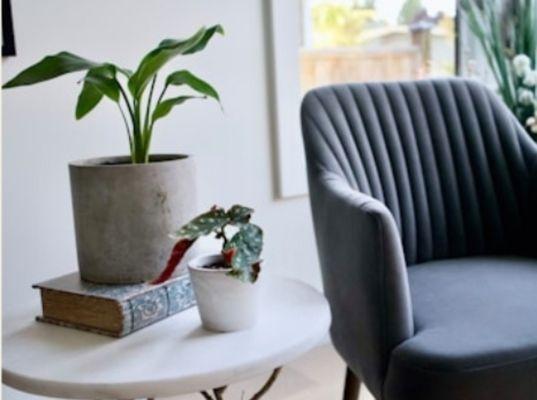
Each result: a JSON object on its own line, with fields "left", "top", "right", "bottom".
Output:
{"left": 33, "top": 272, "right": 195, "bottom": 337}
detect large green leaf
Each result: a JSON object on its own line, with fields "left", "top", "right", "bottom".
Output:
{"left": 152, "top": 95, "right": 201, "bottom": 123}
{"left": 161, "top": 24, "right": 224, "bottom": 55}
{"left": 172, "top": 206, "right": 230, "bottom": 240}
{"left": 128, "top": 25, "right": 224, "bottom": 98}
{"left": 165, "top": 70, "right": 220, "bottom": 102}
{"left": 3, "top": 52, "right": 98, "bottom": 88}
{"left": 224, "top": 223, "right": 263, "bottom": 282}
{"left": 83, "top": 64, "right": 121, "bottom": 102}
{"left": 75, "top": 81, "right": 103, "bottom": 120}
{"left": 75, "top": 65, "right": 121, "bottom": 119}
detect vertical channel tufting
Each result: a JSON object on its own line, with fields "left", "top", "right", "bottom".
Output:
{"left": 455, "top": 81, "right": 504, "bottom": 250}
{"left": 386, "top": 83, "right": 432, "bottom": 264}
{"left": 371, "top": 83, "right": 417, "bottom": 263}
{"left": 400, "top": 82, "right": 448, "bottom": 261}
{"left": 301, "top": 78, "right": 536, "bottom": 265}
{"left": 311, "top": 91, "right": 359, "bottom": 188}
{"left": 469, "top": 83, "right": 520, "bottom": 250}
{"left": 318, "top": 89, "right": 362, "bottom": 189}
{"left": 331, "top": 87, "right": 372, "bottom": 194}
{"left": 490, "top": 96, "right": 531, "bottom": 248}
{"left": 354, "top": 84, "right": 402, "bottom": 229}
{"left": 419, "top": 80, "right": 466, "bottom": 258}
{"left": 439, "top": 81, "right": 485, "bottom": 255}
{"left": 349, "top": 87, "right": 387, "bottom": 202}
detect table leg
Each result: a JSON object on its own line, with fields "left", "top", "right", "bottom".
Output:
{"left": 198, "top": 367, "right": 282, "bottom": 400}
{"left": 200, "top": 391, "right": 213, "bottom": 400}
{"left": 213, "top": 386, "right": 227, "bottom": 400}
{"left": 248, "top": 367, "right": 282, "bottom": 400}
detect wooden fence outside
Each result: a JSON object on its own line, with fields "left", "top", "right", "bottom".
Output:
{"left": 300, "top": 46, "right": 423, "bottom": 91}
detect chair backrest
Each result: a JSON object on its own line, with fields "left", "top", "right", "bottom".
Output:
{"left": 301, "top": 78, "right": 535, "bottom": 265}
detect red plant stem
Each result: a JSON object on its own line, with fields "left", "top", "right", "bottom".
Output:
{"left": 150, "top": 239, "right": 195, "bottom": 284}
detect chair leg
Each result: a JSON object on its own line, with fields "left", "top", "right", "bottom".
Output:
{"left": 343, "top": 367, "right": 361, "bottom": 400}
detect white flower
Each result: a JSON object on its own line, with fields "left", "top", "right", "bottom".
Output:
{"left": 518, "top": 88, "right": 534, "bottom": 105}
{"left": 513, "top": 54, "right": 532, "bottom": 77}
{"left": 523, "top": 70, "right": 537, "bottom": 87}
{"left": 527, "top": 116, "right": 537, "bottom": 126}
{"left": 531, "top": 124, "right": 537, "bottom": 134}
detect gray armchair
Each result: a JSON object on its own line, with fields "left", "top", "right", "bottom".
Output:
{"left": 301, "top": 78, "right": 537, "bottom": 400}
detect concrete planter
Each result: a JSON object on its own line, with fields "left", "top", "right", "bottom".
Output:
{"left": 69, "top": 154, "right": 196, "bottom": 284}
{"left": 188, "top": 254, "right": 260, "bottom": 332}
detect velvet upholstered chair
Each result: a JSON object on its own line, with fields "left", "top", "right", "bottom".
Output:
{"left": 301, "top": 78, "right": 537, "bottom": 400}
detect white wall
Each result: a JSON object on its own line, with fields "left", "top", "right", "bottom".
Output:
{"left": 2, "top": 1, "right": 321, "bottom": 397}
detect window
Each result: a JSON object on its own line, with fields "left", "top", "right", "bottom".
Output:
{"left": 299, "top": 0, "right": 456, "bottom": 92}
{"left": 268, "top": 0, "right": 457, "bottom": 198}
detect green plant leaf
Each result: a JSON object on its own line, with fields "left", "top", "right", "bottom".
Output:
{"left": 224, "top": 223, "right": 263, "bottom": 282}
{"left": 159, "top": 24, "right": 224, "bottom": 55}
{"left": 116, "top": 67, "right": 133, "bottom": 78}
{"left": 172, "top": 206, "right": 229, "bottom": 240}
{"left": 165, "top": 70, "right": 220, "bottom": 102}
{"left": 128, "top": 25, "right": 224, "bottom": 98}
{"left": 75, "top": 65, "right": 121, "bottom": 120}
{"left": 3, "top": 52, "right": 98, "bottom": 88}
{"left": 84, "top": 64, "right": 121, "bottom": 102}
{"left": 75, "top": 80, "right": 103, "bottom": 120}
{"left": 152, "top": 95, "right": 202, "bottom": 123}
{"left": 227, "top": 204, "right": 254, "bottom": 224}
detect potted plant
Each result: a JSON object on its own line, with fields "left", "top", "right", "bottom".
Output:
{"left": 152, "top": 205, "right": 263, "bottom": 332}
{"left": 3, "top": 25, "right": 224, "bottom": 283}
{"left": 460, "top": 0, "right": 537, "bottom": 138}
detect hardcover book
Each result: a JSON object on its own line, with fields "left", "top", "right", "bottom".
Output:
{"left": 33, "top": 272, "right": 195, "bottom": 337}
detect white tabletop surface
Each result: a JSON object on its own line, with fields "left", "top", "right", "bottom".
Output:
{"left": 2, "top": 276, "right": 330, "bottom": 399}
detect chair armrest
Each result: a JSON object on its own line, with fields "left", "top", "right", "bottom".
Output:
{"left": 308, "top": 171, "right": 413, "bottom": 393}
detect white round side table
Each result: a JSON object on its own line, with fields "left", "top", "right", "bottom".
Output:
{"left": 2, "top": 276, "right": 330, "bottom": 400}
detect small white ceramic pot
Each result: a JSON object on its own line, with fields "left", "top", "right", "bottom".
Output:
{"left": 188, "top": 254, "right": 260, "bottom": 332}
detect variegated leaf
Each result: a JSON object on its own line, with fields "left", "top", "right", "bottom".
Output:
{"left": 172, "top": 206, "right": 229, "bottom": 240}
{"left": 224, "top": 223, "right": 263, "bottom": 282}
{"left": 226, "top": 204, "right": 254, "bottom": 225}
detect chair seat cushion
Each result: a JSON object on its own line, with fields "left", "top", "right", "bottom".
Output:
{"left": 384, "top": 256, "right": 537, "bottom": 400}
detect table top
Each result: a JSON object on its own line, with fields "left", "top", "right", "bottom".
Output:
{"left": 2, "top": 276, "right": 330, "bottom": 399}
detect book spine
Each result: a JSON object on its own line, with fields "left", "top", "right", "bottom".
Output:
{"left": 119, "top": 275, "right": 196, "bottom": 336}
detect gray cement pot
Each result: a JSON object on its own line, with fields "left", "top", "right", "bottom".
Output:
{"left": 69, "top": 154, "right": 196, "bottom": 284}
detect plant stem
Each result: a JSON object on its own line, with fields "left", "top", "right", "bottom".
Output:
{"left": 156, "top": 84, "right": 168, "bottom": 105}
{"left": 140, "top": 82, "right": 170, "bottom": 163}
{"left": 142, "top": 75, "right": 158, "bottom": 162}
{"left": 118, "top": 84, "right": 135, "bottom": 122}
{"left": 218, "top": 225, "right": 229, "bottom": 246}
{"left": 132, "top": 98, "right": 145, "bottom": 163}
{"left": 117, "top": 103, "right": 134, "bottom": 162}
{"left": 144, "top": 75, "right": 157, "bottom": 133}
{"left": 117, "top": 83, "right": 143, "bottom": 162}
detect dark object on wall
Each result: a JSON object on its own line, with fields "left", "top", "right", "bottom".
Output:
{"left": 2, "top": 0, "right": 16, "bottom": 56}
{"left": 302, "top": 78, "right": 537, "bottom": 400}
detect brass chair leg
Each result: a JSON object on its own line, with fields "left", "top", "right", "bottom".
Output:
{"left": 343, "top": 367, "right": 361, "bottom": 400}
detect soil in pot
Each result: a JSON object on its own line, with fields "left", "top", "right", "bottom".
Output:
{"left": 201, "top": 261, "right": 228, "bottom": 270}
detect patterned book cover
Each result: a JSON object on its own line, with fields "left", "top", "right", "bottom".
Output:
{"left": 33, "top": 272, "right": 196, "bottom": 337}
